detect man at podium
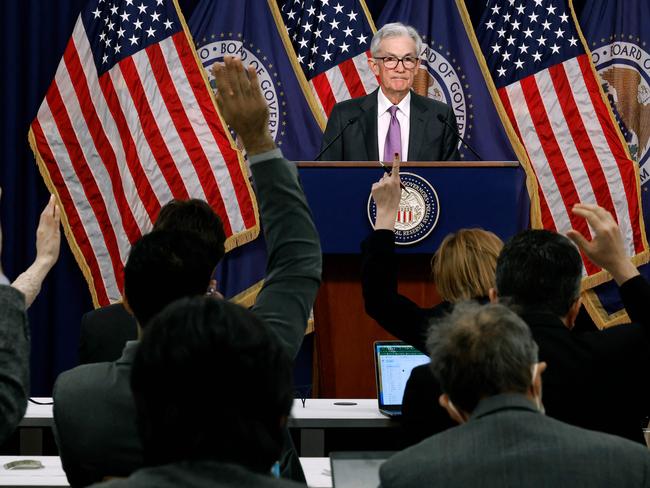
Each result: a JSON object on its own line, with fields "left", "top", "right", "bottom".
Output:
{"left": 319, "top": 23, "right": 460, "bottom": 162}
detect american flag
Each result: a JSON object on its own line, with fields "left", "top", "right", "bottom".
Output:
{"left": 28, "top": 0, "right": 258, "bottom": 306}
{"left": 278, "top": 0, "right": 378, "bottom": 120}
{"left": 466, "top": 0, "right": 647, "bottom": 278}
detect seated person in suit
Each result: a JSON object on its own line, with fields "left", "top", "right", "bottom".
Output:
{"left": 94, "top": 296, "right": 304, "bottom": 488}
{"left": 361, "top": 161, "right": 502, "bottom": 442}
{"left": 0, "top": 191, "right": 60, "bottom": 444}
{"left": 380, "top": 302, "right": 650, "bottom": 488}
{"left": 319, "top": 23, "right": 459, "bottom": 162}
{"left": 53, "top": 56, "right": 321, "bottom": 487}
{"left": 492, "top": 204, "right": 650, "bottom": 443}
{"left": 78, "top": 198, "right": 226, "bottom": 365}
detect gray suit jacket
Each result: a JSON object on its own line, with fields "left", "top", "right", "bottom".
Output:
{"left": 53, "top": 152, "right": 322, "bottom": 487}
{"left": 319, "top": 89, "right": 460, "bottom": 162}
{"left": 0, "top": 285, "right": 29, "bottom": 445}
{"left": 380, "top": 394, "right": 650, "bottom": 488}
{"left": 92, "top": 460, "right": 304, "bottom": 488}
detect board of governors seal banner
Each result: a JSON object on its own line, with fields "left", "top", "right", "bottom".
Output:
{"left": 368, "top": 172, "right": 440, "bottom": 245}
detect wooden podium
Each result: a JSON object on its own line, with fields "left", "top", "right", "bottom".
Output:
{"left": 296, "top": 161, "right": 528, "bottom": 397}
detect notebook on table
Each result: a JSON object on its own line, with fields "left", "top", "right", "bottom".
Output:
{"left": 373, "top": 340, "right": 430, "bottom": 417}
{"left": 330, "top": 451, "right": 395, "bottom": 488}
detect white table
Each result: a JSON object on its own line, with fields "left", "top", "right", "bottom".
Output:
{"left": 0, "top": 456, "right": 68, "bottom": 487}
{"left": 289, "top": 399, "right": 397, "bottom": 456}
{"left": 300, "top": 457, "right": 331, "bottom": 488}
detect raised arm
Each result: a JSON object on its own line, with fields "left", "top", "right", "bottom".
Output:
{"left": 212, "top": 57, "right": 322, "bottom": 358}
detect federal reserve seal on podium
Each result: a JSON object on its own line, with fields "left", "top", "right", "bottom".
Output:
{"left": 368, "top": 172, "right": 440, "bottom": 246}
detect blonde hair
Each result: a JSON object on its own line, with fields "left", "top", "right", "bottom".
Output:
{"left": 432, "top": 229, "right": 503, "bottom": 303}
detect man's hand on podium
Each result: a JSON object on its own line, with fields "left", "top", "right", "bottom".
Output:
{"left": 372, "top": 160, "right": 401, "bottom": 231}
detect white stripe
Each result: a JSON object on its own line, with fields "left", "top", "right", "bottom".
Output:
{"left": 563, "top": 57, "right": 635, "bottom": 255}
{"left": 55, "top": 51, "right": 132, "bottom": 265}
{"left": 72, "top": 24, "right": 152, "bottom": 235}
{"left": 352, "top": 52, "right": 378, "bottom": 95}
{"left": 36, "top": 101, "right": 121, "bottom": 302}
{"left": 505, "top": 81, "right": 571, "bottom": 232}
{"left": 157, "top": 37, "right": 246, "bottom": 232}
{"left": 533, "top": 69, "right": 597, "bottom": 206}
{"left": 325, "top": 67, "right": 352, "bottom": 104}
{"left": 308, "top": 79, "right": 328, "bottom": 121}
{"left": 107, "top": 67, "right": 174, "bottom": 209}
{"left": 130, "top": 48, "right": 208, "bottom": 202}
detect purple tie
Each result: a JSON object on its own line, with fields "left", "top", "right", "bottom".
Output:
{"left": 383, "top": 105, "right": 402, "bottom": 162}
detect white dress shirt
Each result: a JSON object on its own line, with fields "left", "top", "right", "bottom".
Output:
{"left": 377, "top": 89, "right": 411, "bottom": 162}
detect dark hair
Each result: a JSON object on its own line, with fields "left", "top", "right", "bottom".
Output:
{"left": 495, "top": 230, "right": 582, "bottom": 316}
{"left": 131, "top": 296, "right": 293, "bottom": 472}
{"left": 153, "top": 199, "right": 226, "bottom": 268}
{"left": 123, "top": 230, "right": 215, "bottom": 326}
{"left": 427, "top": 302, "right": 539, "bottom": 413}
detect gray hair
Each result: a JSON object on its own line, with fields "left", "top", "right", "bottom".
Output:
{"left": 370, "top": 22, "right": 423, "bottom": 57}
{"left": 427, "top": 302, "right": 539, "bottom": 413}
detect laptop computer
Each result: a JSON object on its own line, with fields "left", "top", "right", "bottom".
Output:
{"left": 330, "top": 451, "right": 395, "bottom": 488}
{"left": 373, "top": 340, "right": 430, "bottom": 417}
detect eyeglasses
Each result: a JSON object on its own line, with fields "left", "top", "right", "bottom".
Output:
{"left": 374, "top": 55, "right": 419, "bottom": 70}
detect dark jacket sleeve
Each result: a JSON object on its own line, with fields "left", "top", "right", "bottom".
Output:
{"left": 250, "top": 156, "right": 322, "bottom": 359}
{"left": 318, "top": 103, "right": 344, "bottom": 161}
{"left": 441, "top": 105, "right": 460, "bottom": 161}
{"left": 0, "top": 286, "right": 29, "bottom": 445}
{"left": 361, "top": 230, "right": 433, "bottom": 353}
{"left": 618, "top": 274, "right": 650, "bottom": 327}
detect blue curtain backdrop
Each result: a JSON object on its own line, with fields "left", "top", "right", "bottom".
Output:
{"left": 0, "top": 0, "right": 387, "bottom": 396}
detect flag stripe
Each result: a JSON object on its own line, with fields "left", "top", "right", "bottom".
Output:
{"left": 73, "top": 24, "right": 160, "bottom": 228}
{"left": 118, "top": 56, "right": 190, "bottom": 200}
{"left": 502, "top": 83, "right": 570, "bottom": 234}
{"left": 45, "top": 82, "right": 128, "bottom": 284}
{"left": 144, "top": 42, "right": 234, "bottom": 236}
{"left": 170, "top": 33, "right": 254, "bottom": 229}
{"left": 324, "top": 66, "right": 352, "bottom": 105}
{"left": 518, "top": 74, "right": 594, "bottom": 243}
{"left": 352, "top": 51, "right": 378, "bottom": 94}
{"left": 63, "top": 39, "right": 143, "bottom": 245}
{"left": 576, "top": 54, "right": 643, "bottom": 253}
{"left": 31, "top": 117, "right": 111, "bottom": 305}
{"left": 338, "top": 58, "right": 366, "bottom": 99}
{"left": 311, "top": 72, "right": 337, "bottom": 116}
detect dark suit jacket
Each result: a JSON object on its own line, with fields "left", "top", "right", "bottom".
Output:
{"left": 78, "top": 303, "right": 137, "bottom": 365}
{"left": 380, "top": 394, "right": 650, "bottom": 488}
{"left": 320, "top": 89, "right": 460, "bottom": 161}
{"left": 361, "top": 229, "right": 650, "bottom": 444}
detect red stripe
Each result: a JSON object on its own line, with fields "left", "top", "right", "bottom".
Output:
{"left": 96, "top": 73, "right": 161, "bottom": 224}
{"left": 64, "top": 40, "right": 142, "bottom": 245}
{"left": 144, "top": 42, "right": 233, "bottom": 236}
{"left": 548, "top": 62, "right": 617, "bottom": 218}
{"left": 338, "top": 58, "right": 365, "bottom": 99}
{"left": 32, "top": 118, "right": 110, "bottom": 305}
{"left": 576, "top": 54, "right": 644, "bottom": 253}
{"left": 171, "top": 33, "right": 256, "bottom": 230}
{"left": 519, "top": 75, "right": 594, "bottom": 238}
{"left": 45, "top": 81, "right": 127, "bottom": 289}
{"left": 498, "top": 87, "right": 556, "bottom": 231}
{"left": 118, "top": 56, "right": 190, "bottom": 200}
{"left": 311, "top": 72, "right": 337, "bottom": 117}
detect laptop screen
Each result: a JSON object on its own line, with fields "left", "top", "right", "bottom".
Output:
{"left": 374, "top": 341, "right": 430, "bottom": 409}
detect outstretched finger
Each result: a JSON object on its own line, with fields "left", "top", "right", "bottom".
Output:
{"left": 566, "top": 229, "right": 590, "bottom": 252}
{"left": 571, "top": 204, "right": 613, "bottom": 232}
{"left": 212, "top": 62, "right": 233, "bottom": 96}
{"left": 247, "top": 65, "right": 263, "bottom": 100}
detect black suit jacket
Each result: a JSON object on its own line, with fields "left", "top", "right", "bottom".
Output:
{"left": 319, "top": 89, "right": 460, "bottom": 161}
{"left": 361, "top": 229, "right": 650, "bottom": 445}
{"left": 78, "top": 303, "right": 137, "bottom": 365}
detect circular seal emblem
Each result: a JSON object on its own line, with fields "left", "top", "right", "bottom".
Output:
{"left": 367, "top": 172, "right": 440, "bottom": 246}
{"left": 419, "top": 37, "right": 472, "bottom": 154}
{"left": 591, "top": 41, "right": 650, "bottom": 182}
{"left": 196, "top": 37, "right": 286, "bottom": 146}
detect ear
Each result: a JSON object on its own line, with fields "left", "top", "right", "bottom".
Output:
{"left": 564, "top": 296, "right": 582, "bottom": 330}
{"left": 439, "top": 394, "right": 467, "bottom": 425}
{"left": 122, "top": 297, "right": 133, "bottom": 315}
{"left": 368, "top": 57, "right": 380, "bottom": 76}
{"left": 489, "top": 287, "right": 498, "bottom": 303}
{"left": 531, "top": 361, "right": 546, "bottom": 398}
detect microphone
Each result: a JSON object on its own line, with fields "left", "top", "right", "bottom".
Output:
{"left": 436, "top": 113, "right": 483, "bottom": 161}
{"left": 314, "top": 116, "right": 359, "bottom": 161}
